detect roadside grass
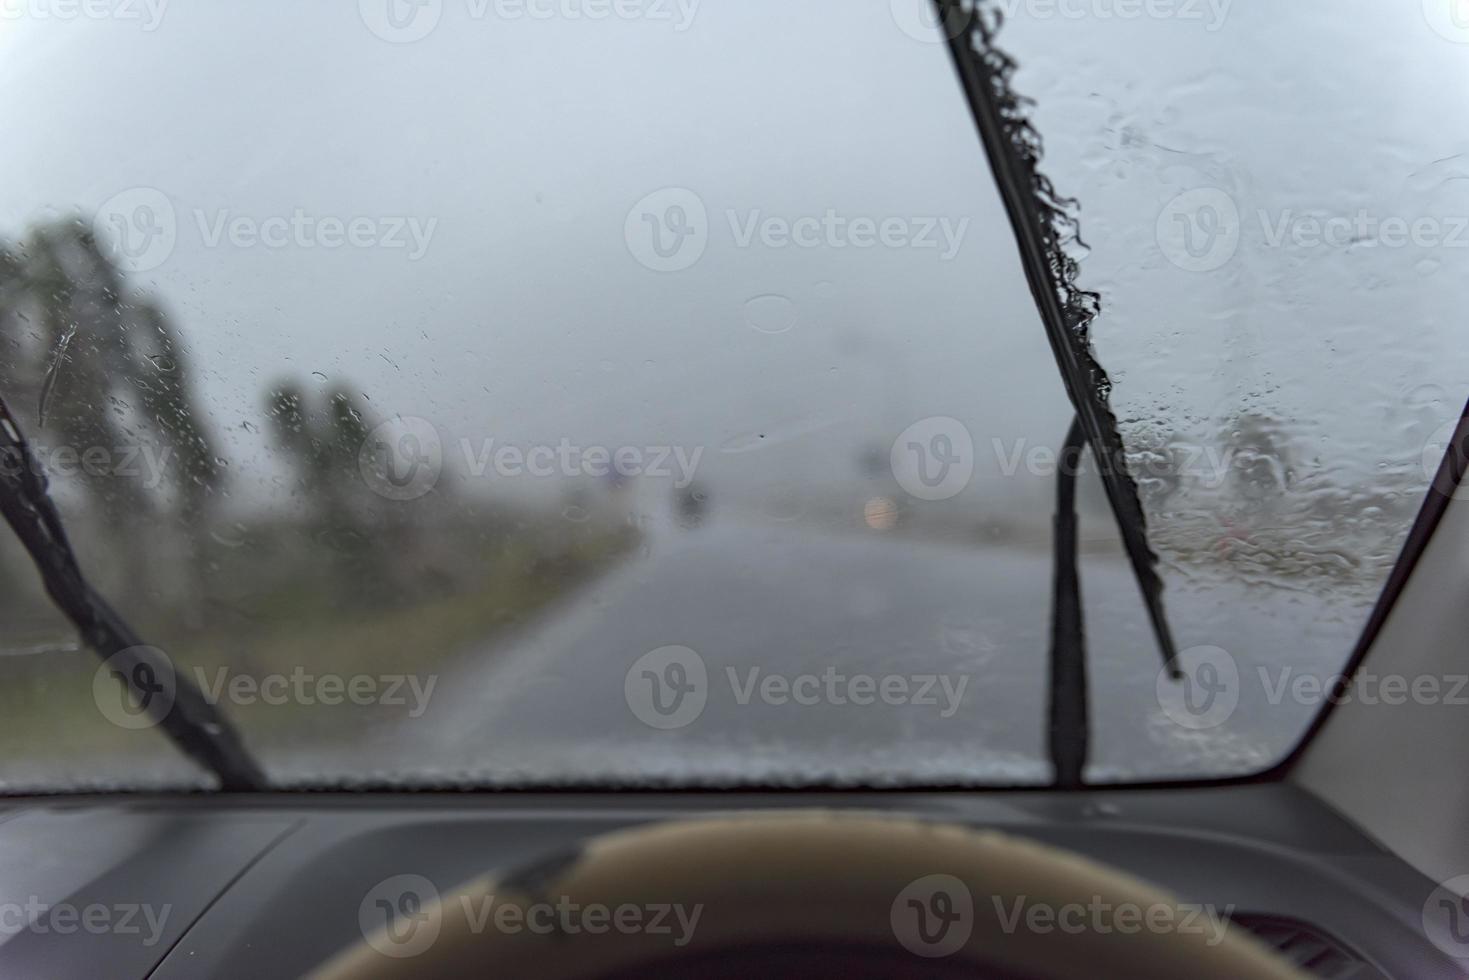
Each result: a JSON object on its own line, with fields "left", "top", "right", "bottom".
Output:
{"left": 0, "top": 519, "right": 638, "bottom": 781}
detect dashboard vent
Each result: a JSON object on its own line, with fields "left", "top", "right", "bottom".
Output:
{"left": 1232, "top": 914, "right": 1387, "bottom": 979}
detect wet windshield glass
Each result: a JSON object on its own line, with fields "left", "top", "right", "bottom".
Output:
{"left": 1000, "top": 0, "right": 1469, "bottom": 776}
{"left": 0, "top": 0, "right": 1461, "bottom": 790}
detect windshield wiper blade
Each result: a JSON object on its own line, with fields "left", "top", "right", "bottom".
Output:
{"left": 935, "top": 0, "right": 1180, "bottom": 676}
{"left": 0, "top": 396, "right": 266, "bottom": 791}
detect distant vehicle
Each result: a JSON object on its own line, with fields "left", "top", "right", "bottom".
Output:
{"left": 674, "top": 482, "right": 708, "bottom": 527}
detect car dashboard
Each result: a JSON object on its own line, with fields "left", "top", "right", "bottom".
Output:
{"left": 0, "top": 783, "right": 1453, "bottom": 979}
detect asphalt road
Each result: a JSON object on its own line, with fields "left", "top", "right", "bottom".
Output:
{"left": 351, "top": 513, "right": 1364, "bottom": 787}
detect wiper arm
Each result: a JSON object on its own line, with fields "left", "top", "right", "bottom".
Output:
{"left": 935, "top": 0, "right": 1180, "bottom": 676}
{"left": 0, "top": 396, "right": 266, "bottom": 791}
{"left": 1049, "top": 417, "right": 1088, "bottom": 788}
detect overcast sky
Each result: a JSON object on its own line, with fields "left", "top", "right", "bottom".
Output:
{"left": 1, "top": 0, "right": 1466, "bottom": 514}
{"left": 0, "top": 1, "right": 1059, "bottom": 512}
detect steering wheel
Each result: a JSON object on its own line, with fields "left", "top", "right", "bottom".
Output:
{"left": 312, "top": 811, "right": 1309, "bottom": 980}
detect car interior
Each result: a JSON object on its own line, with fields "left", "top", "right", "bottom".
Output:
{"left": 2, "top": 1, "right": 1468, "bottom": 977}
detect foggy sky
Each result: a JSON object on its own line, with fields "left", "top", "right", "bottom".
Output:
{"left": 1, "top": 0, "right": 1466, "bottom": 512}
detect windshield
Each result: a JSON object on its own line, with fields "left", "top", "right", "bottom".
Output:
{"left": 0, "top": 0, "right": 1464, "bottom": 791}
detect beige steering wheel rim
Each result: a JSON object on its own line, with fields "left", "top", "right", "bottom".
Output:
{"left": 313, "top": 810, "right": 1309, "bottom": 980}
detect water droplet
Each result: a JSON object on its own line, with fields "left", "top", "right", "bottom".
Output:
{"left": 744, "top": 294, "right": 797, "bottom": 335}
{"left": 720, "top": 431, "right": 768, "bottom": 454}
{"left": 1406, "top": 383, "right": 1446, "bottom": 410}
{"left": 209, "top": 524, "right": 248, "bottom": 548}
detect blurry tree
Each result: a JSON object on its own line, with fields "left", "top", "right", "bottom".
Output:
{"left": 264, "top": 381, "right": 375, "bottom": 516}
{"left": 0, "top": 217, "right": 229, "bottom": 618}
{"left": 263, "top": 380, "right": 393, "bottom": 604}
{"left": 0, "top": 218, "right": 223, "bottom": 524}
